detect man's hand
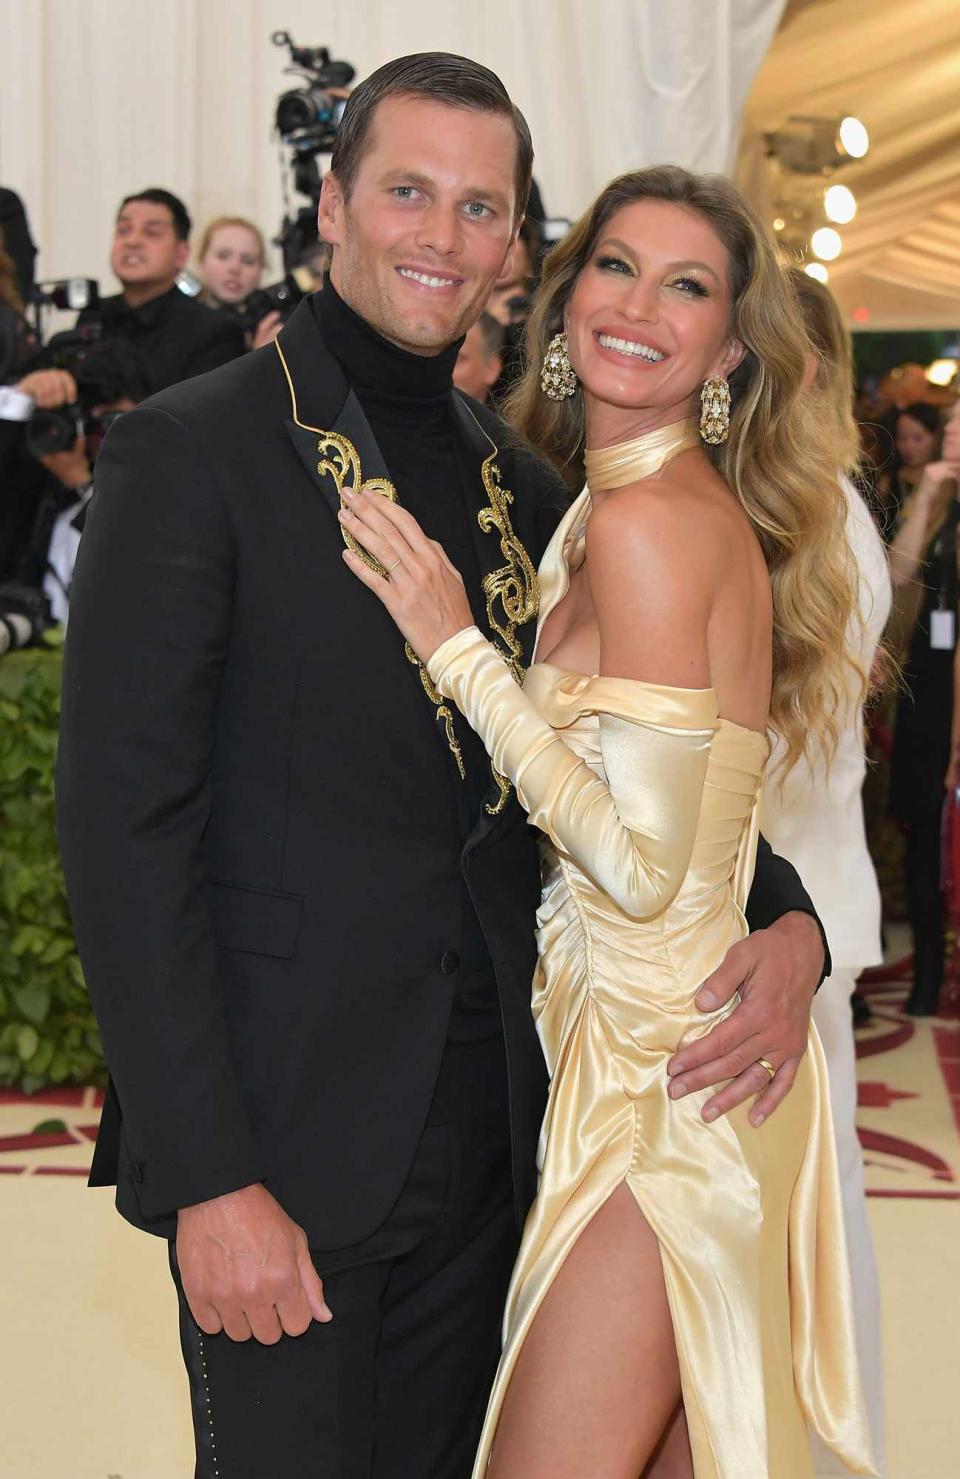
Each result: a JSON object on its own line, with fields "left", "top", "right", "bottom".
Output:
{"left": 40, "top": 435, "right": 92, "bottom": 490}
{"left": 250, "top": 309, "right": 283, "bottom": 350}
{"left": 16, "top": 368, "right": 78, "bottom": 409}
{"left": 666, "top": 911, "right": 823, "bottom": 1128}
{"left": 176, "top": 1182, "right": 332, "bottom": 1344}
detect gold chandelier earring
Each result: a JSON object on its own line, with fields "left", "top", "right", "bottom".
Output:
{"left": 700, "top": 375, "right": 731, "bottom": 444}
{"left": 540, "top": 332, "right": 578, "bottom": 401}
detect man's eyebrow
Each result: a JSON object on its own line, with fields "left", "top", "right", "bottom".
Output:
{"left": 378, "top": 169, "right": 510, "bottom": 208}
{"left": 595, "top": 237, "right": 722, "bottom": 284}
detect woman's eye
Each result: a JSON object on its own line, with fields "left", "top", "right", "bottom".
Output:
{"left": 672, "top": 277, "right": 708, "bottom": 297}
{"left": 597, "top": 255, "right": 630, "bottom": 274}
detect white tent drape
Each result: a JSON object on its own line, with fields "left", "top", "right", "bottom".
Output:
{"left": 738, "top": 0, "right": 960, "bottom": 329}
{"left": 0, "top": 0, "right": 784, "bottom": 287}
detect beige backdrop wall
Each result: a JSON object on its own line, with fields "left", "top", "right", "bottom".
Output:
{"left": 0, "top": 0, "right": 785, "bottom": 289}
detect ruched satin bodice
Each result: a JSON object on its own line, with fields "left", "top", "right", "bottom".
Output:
{"left": 427, "top": 482, "right": 875, "bottom": 1478}
{"left": 524, "top": 663, "right": 768, "bottom": 1046}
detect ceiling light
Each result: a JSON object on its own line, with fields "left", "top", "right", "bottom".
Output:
{"left": 811, "top": 227, "right": 842, "bottom": 261}
{"left": 838, "top": 117, "right": 869, "bottom": 159}
{"left": 927, "top": 358, "right": 958, "bottom": 387}
{"left": 824, "top": 184, "right": 857, "bottom": 224}
{"left": 773, "top": 216, "right": 786, "bottom": 231}
{"left": 804, "top": 263, "right": 829, "bottom": 284}
{"left": 765, "top": 115, "right": 870, "bottom": 174}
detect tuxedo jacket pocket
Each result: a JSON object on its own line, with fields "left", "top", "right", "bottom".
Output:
{"left": 208, "top": 880, "right": 304, "bottom": 958}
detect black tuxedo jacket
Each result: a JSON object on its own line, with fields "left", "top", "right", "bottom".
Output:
{"left": 56, "top": 296, "right": 824, "bottom": 1248}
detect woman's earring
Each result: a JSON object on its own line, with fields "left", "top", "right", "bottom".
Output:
{"left": 700, "top": 375, "right": 731, "bottom": 444}
{"left": 540, "top": 332, "right": 578, "bottom": 401}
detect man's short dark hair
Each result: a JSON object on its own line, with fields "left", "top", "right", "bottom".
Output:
{"left": 477, "top": 312, "right": 505, "bottom": 359}
{"left": 330, "top": 53, "right": 534, "bottom": 224}
{"left": 118, "top": 188, "right": 192, "bottom": 242}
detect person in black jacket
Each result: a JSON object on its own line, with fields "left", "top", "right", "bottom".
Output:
{"left": 76, "top": 187, "right": 244, "bottom": 393}
{"left": 56, "top": 54, "right": 828, "bottom": 1479}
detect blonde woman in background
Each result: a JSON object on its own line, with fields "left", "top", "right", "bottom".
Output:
{"left": 196, "top": 215, "right": 282, "bottom": 348}
{"left": 762, "top": 268, "right": 889, "bottom": 1474}
{"left": 343, "top": 166, "right": 875, "bottom": 1477}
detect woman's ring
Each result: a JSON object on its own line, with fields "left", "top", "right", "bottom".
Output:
{"left": 757, "top": 1057, "right": 776, "bottom": 1080}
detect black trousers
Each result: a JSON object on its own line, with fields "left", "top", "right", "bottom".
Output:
{"left": 169, "top": 1098, "right": 517, "bottom": 1479}
{"left": 904, "top": 796, "right": 945, "bottom": 1010}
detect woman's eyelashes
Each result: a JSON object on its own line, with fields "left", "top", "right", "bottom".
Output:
{"left": 594, "top": 256, "right": 709, "bottom": 298}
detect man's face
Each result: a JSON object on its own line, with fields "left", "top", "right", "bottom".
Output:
{"left": 319, "top": 96, "right": 520, "bottom": 355}
{"left": 453, "top": 321, "right": 502, "bottom": 402}
{"left": 110, "top": 201, "right": 189, "bottom": 297}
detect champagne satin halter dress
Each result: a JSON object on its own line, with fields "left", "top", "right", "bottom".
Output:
{"left": 426, "top": 422, "right": 875, "bottom": 1479}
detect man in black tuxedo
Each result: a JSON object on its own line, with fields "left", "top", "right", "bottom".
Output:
{"left": 57, "top": 53, "right": 828, "bottom": 1479}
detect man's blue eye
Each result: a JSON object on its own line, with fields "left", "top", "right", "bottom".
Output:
{"left": 466, "top": 202, "right": 491, "bottom": 218}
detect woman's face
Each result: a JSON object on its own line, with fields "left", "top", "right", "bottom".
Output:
{"left": 200, "top": 225, "right": 264, "bottom": 305}
{"left": 895, "top": 412, "right": 938, "bottom": 470}
{"left": 565, "top": 199, "right": 743, "bottom": 435}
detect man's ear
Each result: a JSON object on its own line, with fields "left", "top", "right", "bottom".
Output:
{"left": 484, "top": 353, "right": 503, "bottom": 391}
{"left": 318, "top": 172, "right": 345, "bottom": 247}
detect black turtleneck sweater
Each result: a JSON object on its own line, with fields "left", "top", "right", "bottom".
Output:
{"left": 315, "top": 281, "right": 505, "bottom": 1055}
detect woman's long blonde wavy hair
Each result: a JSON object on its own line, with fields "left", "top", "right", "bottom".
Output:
{"left": 507, "top": 165, "right": 860, "bottom": 772}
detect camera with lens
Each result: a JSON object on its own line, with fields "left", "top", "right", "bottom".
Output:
{"left": 271, "top": 29, "right": 356, "bottom": 271}
{"left": 24, "top": 321, "right": 106, "bottom": 460}
{"left": 235, "top": 274, "right": 304, "bottom": 333}
{"left": 0, "top": 582, "right": 51, "bottom": 654}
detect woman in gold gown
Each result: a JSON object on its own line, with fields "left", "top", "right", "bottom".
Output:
{"left": 341, "top": 167, "right": 876, "bottom": 1478}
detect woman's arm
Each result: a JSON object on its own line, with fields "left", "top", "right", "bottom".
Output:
{"left": 888, "top": 463, "right": 957, "bottom": 588}
{"left": 341, "top": 479, "right": 721, "bottom": 919}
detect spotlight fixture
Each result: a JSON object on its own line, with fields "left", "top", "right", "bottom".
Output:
{"left": 839, "top": 117, "right": 869, "bottom": 159}
{"left": 804, "top": 263, "right": 829, "bottom": 284}
{"left": 824, "top": 184, "right": 857, "bottom": 224}
{"left": 764, "top": 115, "right": 870, "bottom": 175}
{"left": 811, "top": 227, "right": 842, "bottom": 261}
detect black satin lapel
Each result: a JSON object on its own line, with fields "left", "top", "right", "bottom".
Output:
{"left": 450, "top": 393, "right": 541, "bottom": 826}
{"left": 283, "top": 389, "right": 393, "bottom": 520}
{"left": 449, "top": 393, "right": 540, "bottom": 674}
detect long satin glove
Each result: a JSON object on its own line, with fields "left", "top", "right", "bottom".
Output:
{"left": 428, "top": 627, "right": 719, "bottom": 921}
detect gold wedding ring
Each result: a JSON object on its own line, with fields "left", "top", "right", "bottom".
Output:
{"left": 757, "top": 1058, "right": 776, "bottom": 1080}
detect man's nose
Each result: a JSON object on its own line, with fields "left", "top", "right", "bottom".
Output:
{"left": 414, "top": 201, "right": 462, "bottom": 258}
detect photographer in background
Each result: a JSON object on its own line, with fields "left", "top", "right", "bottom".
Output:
{"left": 196, "top": 216, "right": 284, "bottom": 350}
{"left": 77, "top": 188, "right": 244, "bottom": 393}
{"left": 10, "top": 340, "right": 149, "bottom": 626}
{"left": 452, "top": 311, "right": 503, "bottom": 405}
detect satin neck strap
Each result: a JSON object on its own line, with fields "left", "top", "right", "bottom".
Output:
{"left": 584, "top": 418, "right": 699, "bottom": 491}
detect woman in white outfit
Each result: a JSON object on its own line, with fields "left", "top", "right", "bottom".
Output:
{"left": 762, "top": 269, "right": 890, "bottom": 1474}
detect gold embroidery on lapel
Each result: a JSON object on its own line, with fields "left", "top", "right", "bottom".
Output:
{"left": 276, "top": 338, "right": 465, "bottom": 775}
{"left": 474, "top": 443, "right": 541, "bottom": 815}
{"left": 277, "top": 337, "right": 541, "bottom": 813}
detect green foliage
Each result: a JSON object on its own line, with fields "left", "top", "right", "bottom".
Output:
{"left": 0, "top": 637, "right": 105, "bottom": 1092}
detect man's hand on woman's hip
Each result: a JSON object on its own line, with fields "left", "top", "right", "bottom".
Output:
{"left": 665, "top": 911, "right": 823, "bottom": 1128}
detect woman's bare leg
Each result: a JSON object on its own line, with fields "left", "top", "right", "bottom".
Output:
{"left": 487, "top": 1184, "right": 682, "bottom": 1479}
{"left": 644, "top": 1404, "right": 693, "bottom": 1478}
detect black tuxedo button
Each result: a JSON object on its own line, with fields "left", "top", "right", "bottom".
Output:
{"left": 440, "top": 950, "right": 460, "bottom": 975}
